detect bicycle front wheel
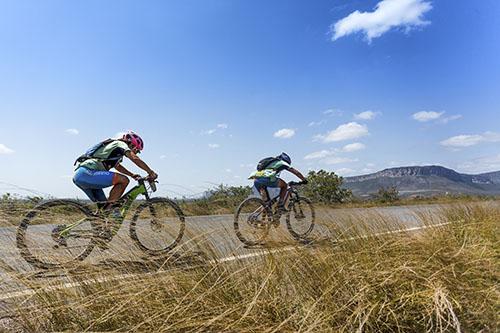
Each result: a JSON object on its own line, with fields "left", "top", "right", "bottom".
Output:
{"left": 129, "top": 198, "right": 185, "bottom": 256}
{"left": 234, "top": 197, "right": 271, "bottom": 246}
{"left": 16, "top": 200, "right": 96, "bottom": 269}
{"left": 286, "top": 196, "right": 315, "bottom": 240}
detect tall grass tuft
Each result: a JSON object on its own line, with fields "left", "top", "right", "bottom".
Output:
{"left": 2, "top": 203, "right": 498, "bottom": 332}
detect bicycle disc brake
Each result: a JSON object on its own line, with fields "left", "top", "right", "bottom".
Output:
{"left": 150, "top": 219, "right": 163, "bottom": 232}
{"left": 293, "top": 205, "right": 306, "bottom": 220}
{"left": 247, "top": 212, "right": 268, "bottom": 229}
{"left": 51, "top": 225, "right": 68, "bottom": 248}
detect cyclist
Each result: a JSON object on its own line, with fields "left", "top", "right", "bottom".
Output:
{"left": 73, "top": 131, "right": 158, "bottom": 210}
{"left": 249, "top": 152, "right": 307, "bottom": 215}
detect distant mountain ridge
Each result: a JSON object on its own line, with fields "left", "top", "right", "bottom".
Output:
{"left": 343, "top": 166, "right": 500, "bottom": 197}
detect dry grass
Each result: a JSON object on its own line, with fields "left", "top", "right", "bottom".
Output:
{"left": 1, "top": 204, "right": 498, "bottom": 332}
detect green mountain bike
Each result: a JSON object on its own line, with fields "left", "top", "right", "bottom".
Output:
{"left": 234, "top": 181, "right": 315, "bottom": 247}
{"left": 17, "top": 178, "right": 185, "bottom": 269}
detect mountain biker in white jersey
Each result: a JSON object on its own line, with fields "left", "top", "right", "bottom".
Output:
{"left": 249, "top": 152, "right": 307, "bottom": 214}
{"left": 73, "top": 131, "right": 158, "bottom": 210}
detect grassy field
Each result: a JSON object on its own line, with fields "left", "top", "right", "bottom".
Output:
{"left": 1, "top": 203, "right": 498, "bottom": 332}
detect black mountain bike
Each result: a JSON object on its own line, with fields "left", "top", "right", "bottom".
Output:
{"left": 234, "top": 181, "right": 315, "bottom": 246}
{"left": 17, "top": 178, "right": 185, "bottom": 269}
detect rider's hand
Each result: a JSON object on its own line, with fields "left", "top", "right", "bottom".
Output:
{"left": 148, "top": 171, "right": 158, "bottom": 181}
{"left": 132, "top": 174, "right": 141, "bottom": 181}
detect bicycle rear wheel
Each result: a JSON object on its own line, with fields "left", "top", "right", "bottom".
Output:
{"left": 16, "top": 200, "right": 96, "bottom": 269}
{"left": 286, "top": 196, "right": 315, "bottom": 240}
{"left": 129, "top": 198, "right": 185, "bottom": 256}
{"left": 234, "top": 197, "right": 271, "bottom": 246}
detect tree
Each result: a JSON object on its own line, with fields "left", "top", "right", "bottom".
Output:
{"left": 374, "top": 186, "right": 399, "bottom": 203}
{"left": 302, "top": 170, "right": 352, "bottom": 204}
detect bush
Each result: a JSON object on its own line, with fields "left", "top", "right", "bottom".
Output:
{"left": 179, "top": 184, "right": 252, "bottom": 215}
{"left": 374, "top": 186, "right": 399, "bottom": 203}
{"left": 302, "top": 170, "right": 352, "bottom": 204}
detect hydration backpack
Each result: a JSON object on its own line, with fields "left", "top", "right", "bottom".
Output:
{"left": 74, "top": 139, "right": 115, "bottom": 166}
{"left": 257, "top": 157, "right": 279, "bottom": 171}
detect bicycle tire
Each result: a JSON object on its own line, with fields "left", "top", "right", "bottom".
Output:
{"left": 16, "top": 199, "right": 96, "bottom": 269}
{"left": 286, "top": 196, "right": 315, "bottom": 240}
{"left": 129, "top": 197, "right": 185, "bottom": 256}
{"left": 234, "top": 197, "right": 271, "bottom": 246}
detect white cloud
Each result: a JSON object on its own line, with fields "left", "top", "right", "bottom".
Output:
{"left": 458, "top": 154, "right": 500, "bottom": 174}
{"left": 0, "top": 144, "right": 14, "bottom": 154}
{"left": 273, "top": 128, "right": 296, "bottom": 139}
{"left": 202, "top": 123, "right": 229, "bottom": 135}
{"left": 412, "top": 111, "right": 444, "bottom": 122}
{"left": 341, "top": 142, "right": 366, "bottom": 152}
{"left": 201, "top": 129, "right": 217, "bottom": 135}
{"left": 440, "top": 132, "right": 500, "bottom": 148}
{"left": 225, "top": 168, "right": 232, "bottom": 173}
{"left": 308, "top": 120, "right": 325, "bottom": 127}
{"left": 315, "top": 122, "right": 369, "bottom": 143}
{"left": 208, "top": 143, "right": 220, "bottom": 149}
{"left": 304, "top": 150, "right": 335, "bottom": 160}
{"left": 336, "top": 168, "right": 356, "bottom": 176}
{"left": 65, "top": 128, "right": 79, "bottom": 135}
{"left": 159, "top": 155, "right": 167, "bottom": 160}
{"left": 354, "top": 111, "right": 379, "bottom": 121}
{"left": 324, "top": 157, "right": 358, "bottom": 165}
{"left": 439, "top": 114, "right": 462, "bottom": 124}
{"left": 332, "top": 0, "right": 432, "bottom": 43}
{"left": 323, "top": 109, "right": 343, "bottom": 116}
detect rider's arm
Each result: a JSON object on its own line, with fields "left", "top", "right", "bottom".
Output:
{"left": 115, "top": 164, "right": 137, "bottom": 178}
{"left": 125, "top": 151, "right": 158, "bottom": 179}
{"left": 288, "top": 167, "right": 307, "bottom": 182}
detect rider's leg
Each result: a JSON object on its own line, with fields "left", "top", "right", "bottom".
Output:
{"left": 73, "top": 167, "right": 115, "bottom": 207}
{"left": 254, "top": 179, "right": 270, "bottom": 201}
{"left": 107, "top": 173, "right": 130, "bottom": 204}
{"left": 277, "top": 179, "right": 288, "bottom": 207}
{"left": 91, "top": 190, "right": 107, "bottom": 210}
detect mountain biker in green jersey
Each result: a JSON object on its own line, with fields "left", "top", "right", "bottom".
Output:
{"left": 249, "top": 152, "right": 307, "bottom": 214}
{"left": 73, "top": 131, "right": 158, "bottom": 209}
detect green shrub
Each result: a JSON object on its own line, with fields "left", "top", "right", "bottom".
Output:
{"left": 302, "top": 170, "right": 352, "bottom": 203}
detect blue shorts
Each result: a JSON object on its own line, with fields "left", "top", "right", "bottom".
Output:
{"left": 254, "top": 178, "right": 279, "bottom": 191}
{"left": 73, "top": 167, "right": 115, "bottom": 203}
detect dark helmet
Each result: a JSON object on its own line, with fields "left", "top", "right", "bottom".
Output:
{"left": 278, "top": 152, "right": 291, "bottom": 165}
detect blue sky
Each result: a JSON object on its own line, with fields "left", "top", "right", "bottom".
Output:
{"left": 0, "top": 0, "right": 499, "bottom": 198}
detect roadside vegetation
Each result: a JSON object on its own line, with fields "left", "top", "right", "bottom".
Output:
{"left": 1, "top": 170, "right": 498, "bottom": 227}
{"left": 1, "top": 203, "right": 498, "bottom": 332}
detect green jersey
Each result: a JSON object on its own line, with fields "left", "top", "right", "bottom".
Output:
{"left": 249, "top": 159, "right": 291, "bottom": 182}
{"left": 77, "top": 140, "right": 131, "bottom": 171}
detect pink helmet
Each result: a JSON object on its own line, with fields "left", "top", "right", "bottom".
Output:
{"left": 123, "top": 131, "right": 144, "bottom": 152}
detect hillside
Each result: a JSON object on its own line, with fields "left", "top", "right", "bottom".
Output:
{"left": 343, "top": 166, "right": 500, "bottom": 197}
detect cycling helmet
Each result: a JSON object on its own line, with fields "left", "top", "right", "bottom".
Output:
{"left": 123, "top": 131, "right": 144, "bottom": 152}
{"left": 278, "top": 152, "right": 291, "bottom": 165}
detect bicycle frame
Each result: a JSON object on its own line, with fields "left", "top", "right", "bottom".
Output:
{"left": 59, "top": 180, "right": 150, "bottom": 238}
{"left": 262, "top": 185, "right": 297, "bottom": 208}
{"left": 251, "top": 185, "right": 299, "bottom": 222}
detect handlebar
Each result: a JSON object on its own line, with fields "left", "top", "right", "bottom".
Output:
{"left": 288, "top": 181, "right": 308, "bottom": 187}
{"left": 137, "top": 177, "right": 158, "bottom": 192}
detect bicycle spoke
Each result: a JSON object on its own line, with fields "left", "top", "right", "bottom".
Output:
{"left": 234, "top": 197, "right": 270, "bottom": 246}
{"left": 286, "top": 197, "right": 315, "bottom": 240}
{"left": 17, "top": 200, "right": 96, "bottom": 268}
{"left": 130, "top": 198, "right": 185, "bottom": 254}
